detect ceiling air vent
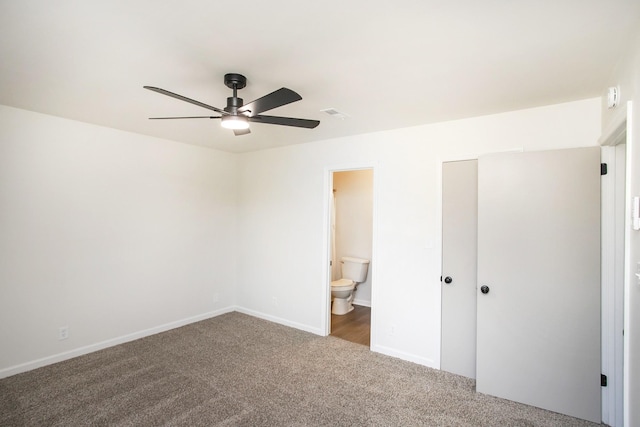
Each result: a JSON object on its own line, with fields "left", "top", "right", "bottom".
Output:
{"left": 320, "top": 108, "right": 349, "bottom": 119}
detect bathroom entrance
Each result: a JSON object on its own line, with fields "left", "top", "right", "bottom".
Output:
{"left": 328, "top": 169, "right": 373, "bottom": 346}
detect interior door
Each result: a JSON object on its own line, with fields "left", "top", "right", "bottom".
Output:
{"left": 441, "top": 160, "right": 478, "bottom": 379}
{"left": 476, "top": 147, "right": 601, "bottom": 423}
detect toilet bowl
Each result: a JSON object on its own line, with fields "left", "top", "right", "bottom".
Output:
{"left": 331, "top": 279, "right": 356, "bottom": 314}
{"left": 331, "top": 257, "right": 370, "bottom": 315}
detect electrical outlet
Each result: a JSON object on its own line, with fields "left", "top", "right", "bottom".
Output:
{"left": 212, "top": 293, "right": 220, "bottom": 303}
{"left": 58, "top": 326, "right": 69, "bottom": 340}
{"left": 272, "top": 297, "right": 278, "bottom": 306}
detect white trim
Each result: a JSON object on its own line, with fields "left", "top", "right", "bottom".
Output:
{"left": 322, "top": 162, "right": 379, "bottom": 346}
{"left": 622, "top": 101, "right": 633, "bottom": 427}
{"left": 599, "top": 100, "right": 631, "bottom": 427}
{"left": 370, "top": 165, "right": 380, "bottom": 349}
{"left": 321, "top": 168, "right": 333, "bottom": 336}
{"left": 614, "top": 143, "right": 626, "bottom": 427}
{"left": 0, "top": 307, "right": 235, "bottom": 379}
{"left": 600, "top": 145, "right": 620, "bottom": 426}
{"left": 599, "top": 104, "right": 628, "bottom": 146}
{"left": 234, "top": 306, "right": 324, "bottom": 336}
{"left": 371, "top": 343, "right": 437, "bottom": 369}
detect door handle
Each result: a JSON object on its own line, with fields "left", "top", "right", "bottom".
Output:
{"left": 480, "top": 285, "right": 490, "bottom": 294}
{"left": 444, "top": 276, "right": 453, "bottom": 284}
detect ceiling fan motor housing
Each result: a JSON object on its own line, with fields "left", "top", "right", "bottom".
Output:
{"left": 225, "top": 96, "right": 244, "bottom": 114}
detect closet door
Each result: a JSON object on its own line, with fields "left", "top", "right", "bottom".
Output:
{"left": 476, "top": 147, "right": 601, "bottom": 423}
{"left": 441, "top": 160, "right": 478, "bottom": 379}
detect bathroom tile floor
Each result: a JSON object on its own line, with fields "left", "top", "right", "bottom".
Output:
{"left": 330, "top": 304, "right": 371, "bottom": 346}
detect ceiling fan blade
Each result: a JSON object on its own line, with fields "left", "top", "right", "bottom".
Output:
{"left": 149, "top": 116, "right": 221, "bottom": 120}
{"left": 143, "top": 86, "right": 227, "bottom": 115}
{"left": 238, "top": 88, "right": 302, "bottom": 116}
{"left": 249, "top": 115, "right": 320, "bottom": 129}
{"left": 233, "top": 128, "right": 251, "bottom": 136}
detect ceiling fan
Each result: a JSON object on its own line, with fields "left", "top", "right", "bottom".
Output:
{"left": 143, "top": 73, "right": 320, "bottom": 136}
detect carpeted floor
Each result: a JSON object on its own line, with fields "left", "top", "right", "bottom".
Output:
{"left": 1, "top": 312, "right": 600, "bottom": 426}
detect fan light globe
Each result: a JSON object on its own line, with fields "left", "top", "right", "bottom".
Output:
{"left": 221, "top": 115, "right": 249, "bottom": 130}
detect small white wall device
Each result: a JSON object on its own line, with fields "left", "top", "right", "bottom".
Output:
{"left": 607, "top": 86, "right": 619, "bottom": 109}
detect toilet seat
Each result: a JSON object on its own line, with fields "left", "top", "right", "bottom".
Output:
{"left": 331, "top": 278, "right": 354, "bottom": 289}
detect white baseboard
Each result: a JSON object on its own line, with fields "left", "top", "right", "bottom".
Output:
{"left": 0, "top": 307, "right": 235, "bottom": 379}
{"left": 371, "top": 343, "right": 437, "bottom": 369}
{"left": 234, "top": 306, "right": 324, "bottom": 336}
{"left": 352, "top": 299, "right": 371, "bottom": 307}
{"left": 1, "top": 307, "right": 434, "bottom": 381}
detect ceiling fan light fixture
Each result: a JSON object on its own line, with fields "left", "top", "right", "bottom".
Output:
{"left": 221, "top": 115, "right": 250, "bottom": 130}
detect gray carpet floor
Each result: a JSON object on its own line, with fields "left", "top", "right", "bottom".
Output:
{"left": 1, "top": 312, "right": 600, "bottom": 426}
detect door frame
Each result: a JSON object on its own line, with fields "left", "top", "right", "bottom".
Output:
{"left": 321, "top": 162, "right": 379, "bottom": 345}
{"left": 599, "top": 101, "right": 630, "bottom": 427}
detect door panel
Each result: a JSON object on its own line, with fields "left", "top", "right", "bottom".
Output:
{"left": 441, "top": 160, "right": 478, "bottom": 379}
{"left": 476, "top": 147, "right": 601, "bottom": 423}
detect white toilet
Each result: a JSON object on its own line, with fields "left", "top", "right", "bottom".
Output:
{"left": 331, "top": 256, "right": 370, "bottom": 315}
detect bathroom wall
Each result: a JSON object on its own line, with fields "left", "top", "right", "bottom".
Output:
{"left": 333, "top": 170, "right": 373, "bottom": 306}
{"left": 236, "top": 97, "right": 602, "bottom": 366}
{"left": 0, "top": 105, "right": 238, "bottom": 376}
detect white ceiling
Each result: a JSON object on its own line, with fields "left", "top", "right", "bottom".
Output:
{"left": 1, "top": 1, "right": 639, "bottom": 153}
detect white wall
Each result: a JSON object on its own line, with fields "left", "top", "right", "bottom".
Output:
{"left": 603, "top": 28, "right": 640, "bottom": 427}
{"left": 236, "top": 97, "right": 601, "bottom": 366}
{"left": 0, "top": 105, "right": 238, "bottom": 376}
{"left": 333, "top": 170, "right": 373, "bottom": 306}
{"left": 0, "top": 96, "right": 605, "bottom": 382}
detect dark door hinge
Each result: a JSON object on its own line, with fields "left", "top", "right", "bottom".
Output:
{"left": 601, "top": 374, "right": 607, "bottom": 387}
{"left": 601, "top": 163, "right": 608, "bottom": 175}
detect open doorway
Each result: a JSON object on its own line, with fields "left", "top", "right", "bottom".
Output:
{"left": 328, "top": 169, "right": 373, "bottom": 346}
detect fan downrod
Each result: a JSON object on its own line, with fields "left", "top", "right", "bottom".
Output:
{"left": 224, "top": 73, "right": 247, "bottom": 90}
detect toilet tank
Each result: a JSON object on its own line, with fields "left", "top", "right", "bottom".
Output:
{"left": 341, "top": 257, "right": 370, "bottom": 282}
